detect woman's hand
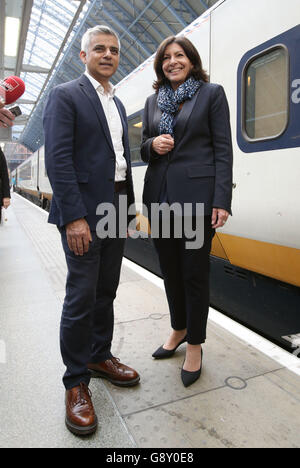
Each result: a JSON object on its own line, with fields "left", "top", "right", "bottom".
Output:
{"left": 2, "top": 198, "right": 10, "bottom": 209}
{"left": 152, "top": 134, "right": 175, "bottom": 155}
{"left": 212, "top": 208, "right": 229, "bottom": 229}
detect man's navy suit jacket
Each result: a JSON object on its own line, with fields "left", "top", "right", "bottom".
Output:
{"left": 141, "top": 82, "right": 233, "bottom": 217}
{"left": 43, "top": 74, "right": 135, "bottom": 230}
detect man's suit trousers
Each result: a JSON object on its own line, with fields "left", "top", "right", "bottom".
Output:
{"left": 60, "top": 190, "right": 126, "bottom": 390}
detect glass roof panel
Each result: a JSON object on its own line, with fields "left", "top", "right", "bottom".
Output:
{"left": 23, "top": 0, "right": 76, "bottom": 68}
{"left": 12, "top": 0, "right": 84, "bottom": 141}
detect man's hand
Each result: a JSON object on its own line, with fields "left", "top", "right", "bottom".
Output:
{"left": 0, "top": 108, "right": 15, "bottom": 128}
{"left": 2, "top": 198, "right": 10, "bottom": 209}
{"left": 66, "top": 218, "right": 92, "bottom": 256}
{"left": 152, "top": 134, "right": 175, "bottom": 155}
{"left": 212, "top": 208, "right": 230, "bottom": 229}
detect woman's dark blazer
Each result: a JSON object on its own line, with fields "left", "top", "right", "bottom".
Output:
{"left": 0, "top": 148, "right": 11, "bottom": 203}
{"left": 141, "top": 81, "right": 233, "bottom": 217}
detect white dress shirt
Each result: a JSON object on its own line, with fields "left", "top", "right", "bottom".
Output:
{"left": 84, "top": 71, "right": 127, "bottom": 182}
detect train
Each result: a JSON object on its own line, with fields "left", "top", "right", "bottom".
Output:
{"left": 11, "top": 0, "right": 300, "bottom": 353}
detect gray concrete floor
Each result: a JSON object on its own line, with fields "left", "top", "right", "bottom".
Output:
{"left": 0, "top": 194, "right": 300, "bottom": 448}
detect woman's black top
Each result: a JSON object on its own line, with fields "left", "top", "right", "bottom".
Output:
{"left": 0, "top": 148, "right": 11, "bottom": 201}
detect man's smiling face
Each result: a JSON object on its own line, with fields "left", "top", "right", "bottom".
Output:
{"left": 80, "top": 33, "right": 120, "bottom": 85}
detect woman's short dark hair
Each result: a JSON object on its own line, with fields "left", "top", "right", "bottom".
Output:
{"left": 153, "top": 36, "right": 209, "bottom": 92}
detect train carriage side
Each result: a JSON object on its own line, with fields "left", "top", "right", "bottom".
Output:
{"left": 15, "top": 147, "right": 53, "bottom": 210}
{"left": 16, "top": 153, "right": 38, "bottom": 203}
{"left": 209, "top": 0, "right": 300, "bottom": 350}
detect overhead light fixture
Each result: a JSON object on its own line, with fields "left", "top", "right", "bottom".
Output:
{"left": 134, "top": 122, "right": 143, "bottom": 128}
{"left": 5, "top": 16, "right": 21, "bottom": 57}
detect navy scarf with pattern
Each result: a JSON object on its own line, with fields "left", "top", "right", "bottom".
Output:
{"left": 157, "top": 77, "right": 202, "bottom": 137}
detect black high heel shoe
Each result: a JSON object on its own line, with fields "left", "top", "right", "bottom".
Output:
{"left": 181, "top": 348, "right": 203, "bottom": 387}
{"left": 152, "top": 336, "right": 187, "bottom": 359}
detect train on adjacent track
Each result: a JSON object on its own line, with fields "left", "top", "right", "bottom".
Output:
{"left": 12, "top": 0, "right": 300, "bottom": 353}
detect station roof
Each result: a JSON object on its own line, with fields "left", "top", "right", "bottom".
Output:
{"left": 1, "top": 0, "right": 219, "bottom": 153}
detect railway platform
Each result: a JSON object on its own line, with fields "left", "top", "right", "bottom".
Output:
{"left": 0, "top": 193, "right": 300, "bottom": 449}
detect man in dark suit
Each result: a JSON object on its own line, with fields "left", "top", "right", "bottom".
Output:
{"left": 43, "top": 25, "right": 139, "bottom": 436}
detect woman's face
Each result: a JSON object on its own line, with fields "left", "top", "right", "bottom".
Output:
{"left": 161, "top": 43, "right": 194, "bottom": 90}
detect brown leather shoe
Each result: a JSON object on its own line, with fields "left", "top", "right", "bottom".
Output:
{"left": 65, "top": 382, "right": 98, "bottom": 436}
{"left": 88, "top": 357, "right": 140, "bottom": 387}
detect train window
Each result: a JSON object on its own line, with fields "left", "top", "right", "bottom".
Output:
{"left": 128, "top": 112, "right": 143, "bottom": 163}
{"left": 243, "top": 46, "right": 289, "bottom": 141}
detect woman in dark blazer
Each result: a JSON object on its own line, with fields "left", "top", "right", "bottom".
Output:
{"left": 0, "top": 147, "right": 11, "bottom": 223}
{"left": 141, "top": 36, "right": 233, "bottom": 387}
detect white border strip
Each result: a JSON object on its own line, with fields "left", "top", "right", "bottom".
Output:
{"left": 123, "top": 257, "right": 300, "bottom": 376}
